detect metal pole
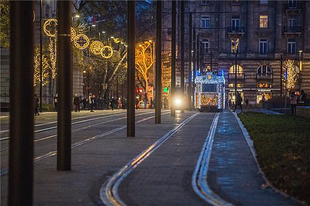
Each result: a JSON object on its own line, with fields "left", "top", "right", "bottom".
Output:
{"left": 188, "top": 13, "right": 192, "bottom": 111}
{"left": 234, "top": 51, "right": 237, "bottom": 101}
{"left": 9, "top": 2, "right": 34, "bottom": 205}
{"left": 193, "top": 28, "right": 196, "bottom": 110}
{"left": 280, "top": 54, "right": 283, "bottom": 97}
{"left": 127, "top": 1, "right": 135, "bottom": 136}
{"left": 155, "top": 0, "right": 162, "bottom": 124}
{"left": 40, "top": 0, "right": 43, "bottom": 112}
{"left": 57, "top": 1, "right": 72, "bottom": 171}
{"left": 181, "top": 0, "right": 185, "bottom": 112}
{"left": 171, "top": 0, "right": 176, "bottom": 116}
{"left": 197, "top": 35, "right": 200, "bottom": 73}
{"left": 210, "top": 51, "right": 213, "bottom": 72}
{"left": 116, "top": 75, "right": 119, "bottom": 101}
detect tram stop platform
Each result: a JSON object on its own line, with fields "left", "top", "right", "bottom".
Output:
{"left": 0, "top": 110, "right": 300, "bottom": 205}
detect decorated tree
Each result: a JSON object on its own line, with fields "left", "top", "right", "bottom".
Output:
{"left": 135, "top": 41, "right": 154, "bottom": 100}
{"left": 284, "top": 60, "right": 299, "bottom": 91}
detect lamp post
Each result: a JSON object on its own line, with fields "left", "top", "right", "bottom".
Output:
{"left": 232, "top": 39, "right": 239, "bottom": 102}
{"left": 39, "top": 0, "right": 43, "bottom": 112}
{"left": 299, "top": 50, "right": 303, "bottom": 90}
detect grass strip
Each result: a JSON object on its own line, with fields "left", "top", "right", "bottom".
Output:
{"left": 238, "top": 112, "right": 310, "bottom": 205}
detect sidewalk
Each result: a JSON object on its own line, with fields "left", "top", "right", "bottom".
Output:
{"left": 207, "top": 110, "right": 298, "bottom": 206}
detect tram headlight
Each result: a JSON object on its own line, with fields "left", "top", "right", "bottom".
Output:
{"left": 174, "top": 97, "right": 182, "bottom": 107}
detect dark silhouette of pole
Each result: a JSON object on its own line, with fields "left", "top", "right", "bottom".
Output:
{"left": 9, "top": 2, "right": 34, "bottom": 205}
{"left": 57, "top": 1, "right": 72, "bottom": 171}
{"left": 40, "top": 0, "right": 43, "bottom": 112}
{"left": 197, "top": 35, "right": 200, "bottom": 73}
{"left": 171, "top": 0, "right": 176, "bottom": 117}
{"left": 181, "top": 0, "right": 185, "bottom": 112}
{"left": 155, "top": 0, "right": 162, "bottom": 124}
{"left": 280, "top": 54, "right": 283, "bottom": 97}
{"left": 234, "top": 51, "right": 238, "bottom": 100}
{"left": 210, "top": 51, "right": 213, "bottom": 72}
{"left": 193, "top": 28, "right": 196, "bottom": 109}
{"left": 188, "top": 13, "right": 192, "bottom": 111}
{"left": 127, "top": 1, "right": 135, "bottom": 136}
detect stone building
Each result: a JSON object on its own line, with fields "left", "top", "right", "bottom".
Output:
{"left": 163, "top": 0, "right": 310, "bottom": 105}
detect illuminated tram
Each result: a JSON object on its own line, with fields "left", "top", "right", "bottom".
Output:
{"left": 194, "top": 72, "right": 225, "bottom": 111}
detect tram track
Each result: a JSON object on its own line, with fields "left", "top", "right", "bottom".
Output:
{"left": 191, "top": 113, "right": 233, "bottom": 206}
{"left": 0, "top": 111, "right": 152, "bottom": 153}
{"left": 100, "top": 112, "right": 199, "bottom": 206}
{"left": 0, "top": 111, "right": 126, "bottom": 141}
{"left": 0, "top": 111, "right": 170, "bottom": 177}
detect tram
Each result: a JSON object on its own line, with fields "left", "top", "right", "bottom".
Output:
{"left": 194, "top": 72, "right": 225, "bottom": 112}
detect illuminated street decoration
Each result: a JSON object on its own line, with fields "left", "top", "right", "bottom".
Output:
{"left": 43, "top": 18, "right": 58, "bottom": 37}
{"left": 90, "top": 41, "right": 104, "bottom": 55}
{"left": 101, "top": 45, "right": 114, "bottom": 58}
{"left": 284, "top": 60, "right": 298, "bottom": 90}
{"left": 71, "top": 28, "right": 76, "bottom": 42}
{"left": 49, "top": 38, "right": 57, "bottom": 79}
{"left": 74, "top": 34, "right": 90, "bottom": 50}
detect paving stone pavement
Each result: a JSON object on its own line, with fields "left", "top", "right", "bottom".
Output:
{"left": 207, "top": 110, "right": 299, "bottom": 206}
{"left": 118, "top": 112, "right": 215, "bottom": 206}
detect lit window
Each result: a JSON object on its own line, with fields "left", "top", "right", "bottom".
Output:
{"left": 287, "top": 39, "right": 296, "bottom": 53}
{"left": 229, "top": 65, "right": 243, "bottom": 73}
{"left": 201, "top": 16, "right": 210, "bottom": 28}
{"left": 260, "top": 15, "right": 268, "bottom": 28}
{"left": 202, "top": 39, "right": 209, "bottom": 53}
{"left": 259, "top": 39, "right": 268, "bottom": 54}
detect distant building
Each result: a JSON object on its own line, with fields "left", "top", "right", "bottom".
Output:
{"left": 162, "top": 0, "right": 310, "bottom": 105}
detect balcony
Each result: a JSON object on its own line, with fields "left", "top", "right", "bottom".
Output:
{"left": 228, "top": 73, "right": 245, "bottom": 81}
{"left": 227, "top": 26, "right": 245, "bottom": 37}
{"left": 256, "top": 73, "right": 273, "bottom": 80}
{"left": 284, "top": 2, "right": 302, "bottom": 13}
{"left": 283, "top": 26, "right": 302, "bottom": 35}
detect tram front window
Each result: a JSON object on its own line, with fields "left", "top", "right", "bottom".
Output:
{"left": 202, "top": 84, "right": 216, "bottom": 92}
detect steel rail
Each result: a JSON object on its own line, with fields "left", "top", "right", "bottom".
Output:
{"left": 100, "top": 112, "right": 199, "bottom": 206}
{"left": 192, "top": 113, "right": 233, "bottom": 206}
{"left": 0, "top": 111, "right": 131, "bottom": 141}
{"left": 0, "top": 112, "right": 170, "bottom": 177}
{"left": 0, "top": 111, "right": 154, "bottom": 153}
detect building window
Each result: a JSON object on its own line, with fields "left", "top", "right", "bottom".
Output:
{"left": 287, "top": 39, "right": 296, "bottom": 53}
{"left": 231, "top": 17, "right": 240, "bottom": 30}
{"left": 259, "top": 39, "right": 268, "bottom": 54}
{"left": 288, "top": 18, "right": 297, "bottom": 28}
{"left": 288, "top": 0, "right": 297, "bottom": 8}
{"left": 202, "top": 39, "right": 210, "bottom": 53}
{"left": 201, "top": 16, "right": 210, "bottom": 28}
{"left": 259, "top": 15, "right": 268, "bottom": 28}
{"left": 260, "top": 0, "right": 268, "bottom": 4}
{"left": 201, "top": 0, "right": 210, "bottom": 5}
{"left": 257, "top": 65, "right": 272, "bottom": 74}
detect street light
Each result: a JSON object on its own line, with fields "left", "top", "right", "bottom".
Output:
{"left": 299, "top": 49, "right": 303, "bottom": 90}
{"left": 231, "top": 38, "right": 239, "bottom": 102}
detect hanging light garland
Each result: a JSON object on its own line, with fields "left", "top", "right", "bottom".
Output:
{"left": 74, "top": 34, "right": 90, "bottom": 50}
{"left": 101, "top": 46, "right": 114, "bottom": 59}
{"left": 89, "top": 41, "right": 104, "bottom": 55}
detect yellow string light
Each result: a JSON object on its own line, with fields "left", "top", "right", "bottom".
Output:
{"left": 90, "top": 41, "right": 104, "bottom": 55}
{"left": 71, "top": 28, "right": 76, "bottom": 42}
{"left": 43, "top": 18, "right": 58, "bottom": 37}
{"left": 74, "top": 34, "right": 90, "bottom": 50}
{"left": 101, "top": 45, "right": 114, "bottom": 59}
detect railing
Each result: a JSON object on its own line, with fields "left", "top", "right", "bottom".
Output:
{"left": 283, "top": 26, "right": 302, "bottom": 33}
{"left": 228, "top": 73, "right": 245, "bottom": 80}
{"left": 226, "top": 26, "right": 245, "bottom": 34}
{"left": 257, "top": 73, "right": 273, "bottom": 80}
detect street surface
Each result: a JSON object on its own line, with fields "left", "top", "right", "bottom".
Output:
{"left": 0, "top": 110, "right": 300, "bottom": 205}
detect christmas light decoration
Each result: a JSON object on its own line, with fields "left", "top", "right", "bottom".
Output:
{"left": 43, "top": 18, "right": 58, "bottom": 37}
{"left": 74, "top": 34, "right": 90, "bottom": 50}
{"left": 90, "top": 41, "right": 104, "bottom": 55}
{"left": 101, "top": 45, "right": 114, "bottom": 58}
{"left": 284, "top": 59, "right": 298, "bottom": 90}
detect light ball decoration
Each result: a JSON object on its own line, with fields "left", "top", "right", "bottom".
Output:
{"left": 71, "top": 28, "right": 76, "bottom": 42}
{"left": 90, "top": 41, "right": 104, "bottom": 55}
{"left": 43, "top": 18, "right": 58, "bottom": 37}
{"left": 101, "top": 46, "right": 114, "bottom": 59}
{"left": 74, "top": 34, "right": 90, "bottom": 50}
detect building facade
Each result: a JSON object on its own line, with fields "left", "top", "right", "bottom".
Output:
{"left": 163, "top": 0, "right": 310, "bottom": 105}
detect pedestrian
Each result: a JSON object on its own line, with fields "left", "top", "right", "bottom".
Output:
{"left": 233, "top": 92, "right": 243, "bottom": 112}
{"left": 89, "top": 93, "right": 94, "bottom": 112}
{"left": 299, "top": 90, "right": 307, "bottom": 106}
{"left": 110, "top": 97, "right": 115, "bottom": 111}
{"left": 290, "top": 91, "right": 297, "bottom": 115}
{"left": 54, "top": 93, "right": 58, "bottom": 112}
{"left": 34, "top": 94, "right": 39, "bottom": 115}
{"left": 73, "top": 94, "right": 80, "bottom": 112}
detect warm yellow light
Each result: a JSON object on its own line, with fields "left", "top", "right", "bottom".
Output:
{"left": 174, "top": 98, "right": 182, "bottom": 107}
{"left": 139, "top": 44, "right": 142, "bottom": 47}
{"left": 75, "top": 14, "right": 80, "bottom": 18}
{"left": 101, "top": 46, "right": 114, "bottom": 59}
{"left": 149, "top": 40, "right": 152, "bottom": 43}
{"left": 83, "top": 70, "right": 87, "bottom": 74}
{"left": 91, "top": 24, "right": 96, "bottom": 27}
{"left": 111, "top": 36, "right": 114, "bottom": 39}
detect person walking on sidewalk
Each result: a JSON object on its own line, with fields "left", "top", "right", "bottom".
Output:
{"left": 89, "top": 93, "right": 94, "bottom": 112}
{"left": 73, "top": 94, "right": 80, "bottom": 112}
{"left": 233, "top": 91, "right": 243, "bottom": 112}
{"left": 290, "top": 91, "right": 297, "bottom": 115}
{"left": 34, "top": 94, "right": 40, "bottom": 115}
